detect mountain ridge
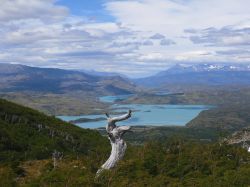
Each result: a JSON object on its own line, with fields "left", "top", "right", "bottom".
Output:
{"left": 163, "top": 63, "right": 250, "bottom": 74}
{"left": 0, "top": 63, "right": 138, "bottom": 95}
{"left": 135, "top": 63, "right": 250, "bottom": 87}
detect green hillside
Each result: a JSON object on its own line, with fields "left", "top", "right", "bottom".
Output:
{"left": 187, "top": 105, "right": 250, "bottom": 130}
{"left": 7, "top": 140, "right": 249, "bottom": 187}
{"left": 0, "top": 98, "right": 109, "bottom": 162}
{"left": 0, "top": 99, "right": 249, "bottom": 186}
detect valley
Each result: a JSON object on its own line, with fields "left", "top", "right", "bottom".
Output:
{"left": 1, "top": 63, "right": 250, "bottom": 132}
{"left": 0, "top": 63, "right": 250, "bottom": 186}
{"left": 1, "top": 1, "right": 250, "bottom": 185}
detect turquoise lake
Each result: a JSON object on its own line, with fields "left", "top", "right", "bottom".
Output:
{"left": 58, "top": 95, "right": 213, "bottom": 129}
{"left": 99, "top": 94, "right": 134, "bottom": 103}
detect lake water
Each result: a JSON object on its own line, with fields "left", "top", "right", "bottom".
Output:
{"left": 58, "top": 94, "right": 212, "bottom": 129}
{"left": 99, "top": 94, "right": 134, "bottom": 103}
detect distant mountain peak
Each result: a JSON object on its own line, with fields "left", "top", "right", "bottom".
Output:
{"left": 135, "top": 63, "right": 250, "bottom": 87}
{"left": 166, "top": 63, "right": 250, "bottom": 73}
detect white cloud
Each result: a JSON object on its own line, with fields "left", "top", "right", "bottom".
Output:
{"left": 104, "top": 0, "right": 250, "bottom": 69}
{"left": 0, "top": 0, "right": 68, "bottom": 22}
{"left": 105, "top": 0, "right": 250, "bottom": 33}
{"left": 138, "top": 52, "right": 166, "bottom": 61}
{"left": 175, "top": 50, "right": 214, "bottom": 61}
{"left": 222, "top": 35, "right": 250, "bottom": 46}
{"left": 0, "top": 0, "right": 250, "bottom": 77}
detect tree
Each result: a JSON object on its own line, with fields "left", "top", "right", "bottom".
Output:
{"left": 96, "top": 110, "right": 132, "bottom": 176}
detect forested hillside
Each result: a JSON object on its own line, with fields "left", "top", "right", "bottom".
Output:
{"left": 0, "top": 98, "right": 109, "bottom": 161}
{"left": 0, "top": 98, "right": 110, "bottom": 185}
{"left": 0, "top": 99, "right": 249, "bottom": 186}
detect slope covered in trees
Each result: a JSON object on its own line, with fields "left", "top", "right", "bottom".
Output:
{"left": 0, "top": 99, "right": 249, "bottom": 186}
{"left": 0, "top": 98, "right": 110, "bottom": 180}
{"left": 4, "top": 140, "right": 248, "bottom": 187}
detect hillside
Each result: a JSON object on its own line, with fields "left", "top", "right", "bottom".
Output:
{"left": 0, "top": 98, "right": 109, "bottom": 163}
{"left": 0, "top": 99, "right": 249, "bottom": 186}
{"left": 0, "top": 98, "right": 111, "bottom": 186}
{"left": 184, "top": 88, "right": 250, "bottom": 130}
{"left": 187, "top": 105, "right": 250, "bottom": 130}
{"left": 3, "top": 139, "right": 250, "bottom": 186}
{"left": 0, "top": 63, "right": 140, "bottom": 115}
{"left": 0, "top": 91, "right": 110, "bottom": 115}
{"left": 0, "top": 63, "right": 138, "bottom": 95}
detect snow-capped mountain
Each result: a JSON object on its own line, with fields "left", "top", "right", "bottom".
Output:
{"left": 135, "top": 63, "right": 250, "bottom": 87}
{"left": 164, "top": 63, "right": 250, "bottom": 74}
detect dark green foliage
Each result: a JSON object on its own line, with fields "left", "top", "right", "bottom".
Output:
{"left": 95, "top": 140, "right": 250, "bottom": 187}
{"left": 122, "top": 126, "right": 224, "bottom": 144}
{"left": 1, "top": 140, "right": 245, "bottom": 187}
{"left": 0, "top": 98, "right": 109, "bottom": 163}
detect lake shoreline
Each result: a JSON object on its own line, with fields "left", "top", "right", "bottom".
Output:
{"left": 57, "top": 94, "right": 213, "bottom": 129}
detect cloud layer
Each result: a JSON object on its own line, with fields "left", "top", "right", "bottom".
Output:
{"left": 0, "top": 0, "right": 250, "bottom": 77}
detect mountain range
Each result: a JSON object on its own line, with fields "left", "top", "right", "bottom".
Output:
{"left": 135, "top": 63, "right": 250, "bottom": 87}
{"left": 1, "top": 63, "right": 250, "bottom": 93}
{"left": 161, "top": 63, "right": 250, "bottom": 73}
{"left": 0, "top": 63, "right": 138, "bottom": 95}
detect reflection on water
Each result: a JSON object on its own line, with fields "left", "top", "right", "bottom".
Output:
{"left": 58, "top": 94, "right": 213, "bottom": 129}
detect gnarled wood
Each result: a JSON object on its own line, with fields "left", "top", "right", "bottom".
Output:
{"left": 96, "top": 110, "right": 132, "bottom": 176}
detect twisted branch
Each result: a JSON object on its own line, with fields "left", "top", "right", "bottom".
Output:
{"left": 96, "top": 110, "right": 132, "bottom": 176}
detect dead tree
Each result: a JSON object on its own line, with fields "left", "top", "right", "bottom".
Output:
{"left": 52, "top": 150, "right": 63, "bottom": 169}
{"left": 96, "top": 110, "right": 132, "bottom": 176}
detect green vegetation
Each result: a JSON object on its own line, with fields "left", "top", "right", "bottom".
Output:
{"left": 98, "top": 126, "right": 225, "bottom": 145}
{"left": 0, "top": 98, "right": 109, "bottom": 162}
{"left": 0, "top": 98, "right": 110, "bottom": 186}
{"left": 96, "top": 140, "right": 250, "bottom": 187}
{"left": 2, "top": 140, "right": 249, "bottom": 186}
{"left": 0, "top": 94, "right": 249, "bottom": 186}
{"left": 187, "top": 105, "right": 250, "bottom": 130}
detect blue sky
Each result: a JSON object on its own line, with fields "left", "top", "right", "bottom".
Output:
{"left": 0, "top": 0, "right": 250, "bottom": 77}
{"left": 56, "top": 0, "right": 115, "bottom": 22}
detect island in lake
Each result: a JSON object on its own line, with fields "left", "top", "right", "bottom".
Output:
{"left": 69, "top": 117, "right": 106, "bottom": 124}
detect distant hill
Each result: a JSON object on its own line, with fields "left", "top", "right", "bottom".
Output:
{"left": 135, "top": 63, "right": 250, "bottom": 87}
{"left": 0, "top": 63, "right": 138, "bottom": 95}
{"left": 187, "top": 104, "right": 250, "bottom": 131}
{"left": 184, "top": 87, "right": 250, "bottom": 131}
{"left": 0, "top": 98, "right": 109, "bottom": 163}
{"left": 78, "top": 69, "right": 127, "bottom": 78}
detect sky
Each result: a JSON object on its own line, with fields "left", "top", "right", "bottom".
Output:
{"left": 0, "top": 0, "right": 250, "bottom": 77}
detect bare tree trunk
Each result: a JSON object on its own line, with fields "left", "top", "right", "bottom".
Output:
{"left": 96, "top": 110, "right": 132, "bottom": 176}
